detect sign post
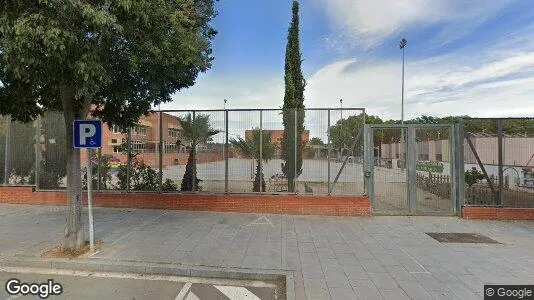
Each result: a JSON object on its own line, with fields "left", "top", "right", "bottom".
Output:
{"left": 73, "top": 120, "right": 102, "bottom": 253}
{"left": 87, "top": 148, "right": 94, "bottom": 252}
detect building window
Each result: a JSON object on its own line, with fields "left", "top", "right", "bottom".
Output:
{"left": 165, "top": 142, "right": 178, "bottom": 153}
{"left": 112, "top": 125, "right": 123, "bottom": 134}
{"left": 111, "top": 139, "right": 117, "bottom": 144}
{"left": 113, "top": 146, "right": 121, "bottom": 153}
{"left": 168, "top": 128, "right": 180, "bottom": 138}
{"left": 131, "top": 140, "right": 146, "bottom": 152}
{"left": 132, "top": 125, "right": 147, "bottom": 136}
{"left": 436, "top": 154, "right": 443, "bottom": 162}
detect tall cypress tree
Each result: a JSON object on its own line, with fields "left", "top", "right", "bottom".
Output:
{"left": 281, "top": 1, "right": 306, "bottom": 192}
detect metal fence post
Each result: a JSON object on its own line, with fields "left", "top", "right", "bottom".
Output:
{"left": 158, "top": 111, "right": 163, "bottom": 193}
{"left": 294, "top": 109, "right": 297, "bottom": 193}
{"left": 364, "top": 125, "right": 375, "bottom": 205}
{"left": 259, "top": 110, "right": 263, "bottom": 193}
{"left": 362, "top": 109, "right": 366, "bottom": 194}
{"left": 225, "top": 110, "right": 229, "bottom": 193}
{"left": 497, "top": 119, "right": 504, "bottom": 205}
{"left": 4, "top": 115, "right": 11, "bottom": 185}
{"left": 456, "top": 123, "right": 465, "bottom": 213}
{"left": 126, "top": 127, "right": 131, "bottom": 192}
{"left": 35, "top": 115, "right": 41, "bottom": 189}
{"left": 327, "top": 110, "right": 331, "bottom": 195}
{"left": 449, "top": 124, "right": 457, "bottom": 215}
{"left": 406, "top": 125, "right": 417, "bottom": 211}
{"left": 192, "top": 111, "right": 196, "bottom": 192}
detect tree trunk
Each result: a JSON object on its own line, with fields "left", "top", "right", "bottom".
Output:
{"left": 253, "top": 161, "right": 266, "bottom": 192}
{"left": 181, "top": 146, "right": 200, "bottom": 191}
{"left": 61, "top": 87, "right": 85, "bottom": 249}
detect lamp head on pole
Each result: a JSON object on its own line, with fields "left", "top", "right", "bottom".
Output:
{"left": 399, "top": 38, "right": 407, "bottom": 49}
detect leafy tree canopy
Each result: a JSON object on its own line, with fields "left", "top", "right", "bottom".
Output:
{"left": 0, "top": 0, "right": 217, "bottom": 127}
{"left": 309, "top": 137, "right": 324, "bottom": 146}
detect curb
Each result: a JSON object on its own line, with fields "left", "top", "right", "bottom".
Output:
{"left": 0, "top": 257, "right": 295, "bottom": 300}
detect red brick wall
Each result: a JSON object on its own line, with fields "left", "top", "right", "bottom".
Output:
{"left": 462, "top": 206, "right": 534, "bottom": 220}
{"left": 0, "top": 187, "right": 370, "bottom": 217}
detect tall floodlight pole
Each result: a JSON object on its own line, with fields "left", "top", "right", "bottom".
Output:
{"left": 340, "top": 99, "right": 343, "bottom": 157}
{"left": 399, "top": 38, "right": 407, "bottom": 171}
{"left": 223, "top": 99, "right": 227, "bottom": 171}
{"left": 399, "top": 38, "right": 407, "bottom": 124}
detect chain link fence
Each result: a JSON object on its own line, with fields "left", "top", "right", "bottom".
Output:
{"left": 462, "top": 118, "right": 534, "bottom": 207}
{"left": 0, "top": 108, "right": 366, "bottom": 195}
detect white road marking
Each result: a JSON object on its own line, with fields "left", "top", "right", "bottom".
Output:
{"left": 214, "top": 286, "right": 261, "bottom": 300}
{"left": 246, "top": 216, "right": 274, "bottom": 228}
{"left": 396, "top": 245, "right": 431, "bottom": 274}
{"left": 6, "top": 295, "right": 22, "bottom": 300}
{"left": 175, "top": 282, "right": 192, "bottom": 300}
{"left": 185, "top": 291, "right": 200, "bottom": 300}
{"left": 0, "top": 266, "right": 278, "bottom": 288}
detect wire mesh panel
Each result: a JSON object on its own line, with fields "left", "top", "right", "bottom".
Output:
{"left": 0, "top": 116, "right": 7, "bottom": 184}
{"left": 97, "top": 121, "right": 127, "bottom": 190}
{"left": 414, "top": 126, "right": 454, "bottom": 214}
{"left": 190, "top": 110, "right": 225, "bottom": 193}
{"left": 297, "top": 109, "right": 329, "bottom": 195}
{"left": 226, "top": 110, "right": 261, "bottom": 193}
{"left": 372, "top": 127, "right": 408, "bottom": 213}
{"left": 463, "top": 119, "right": 501, "bottom": 205}
{"left": 1, "top": 108, "right": 366, "bottom": 195}
{"left": 502, "top": 119, "right": 534, "bottom": 207}
{"left": 4, "top": 118, "right": 36, "bottom": 185}
{"left": 38, "top": 112, "right": 67, "bottom": 190}
{"left": 256, "top": 110, "right": 285, "bottom": 193}
{"left": 157, "top": 111, "right": 192, "bottom": 192}
{"left": 328, "top": 109, "right": 364, "bottom": 196}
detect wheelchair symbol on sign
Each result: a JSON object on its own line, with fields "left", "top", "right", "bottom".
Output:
{"left": 89, "top": 139, "right": 95, "bottom": 146}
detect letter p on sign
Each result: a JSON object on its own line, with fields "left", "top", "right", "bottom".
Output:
{"left": 73, "top": 120, "right": 102, "bottom": 148}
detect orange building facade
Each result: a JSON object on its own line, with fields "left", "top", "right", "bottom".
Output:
{"left": 243, "top": 129, "right": 310, "bottom": 157}
{"left": 81, "top": 111, "right": 226, "bottom": 168}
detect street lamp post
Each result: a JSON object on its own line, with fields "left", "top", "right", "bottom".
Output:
{"left": 399, "top": 38, "right": 407, "bottom": 171}
{"left": 340, "top": 99, "right": 344, "bottom": 157}
{"left": 223, "top": 99, "right": 228, "bottom": 177}
{"left": 399, "top": 38, "right": 407, "bottom": 124}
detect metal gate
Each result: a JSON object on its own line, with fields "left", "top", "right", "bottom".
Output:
{"left": 363, "top": 124, "right": 461, "bottom": 215}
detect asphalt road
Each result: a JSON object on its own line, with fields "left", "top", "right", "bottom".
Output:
{"left": 0, "top": 269, "right": 279, "bottom": 300}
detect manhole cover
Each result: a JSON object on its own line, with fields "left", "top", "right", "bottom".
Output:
{"left": 426, "top": 232, "right": 501, "bottom": 244}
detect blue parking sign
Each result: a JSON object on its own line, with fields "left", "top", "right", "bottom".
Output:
{"left": 73, "top": 120, "right": 102, "bottom": 148}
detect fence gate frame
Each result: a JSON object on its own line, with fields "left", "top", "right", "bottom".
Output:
{"left": 363, "top": 123, "right": 463, "bottom": 216}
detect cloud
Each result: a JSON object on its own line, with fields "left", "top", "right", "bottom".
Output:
{"left": 304, "top": 45, "right": 534, "bottom": 120}
{"left": 162, "top": 73, "right": 285, "bottom": 110}
{"left": 316, "top": 0, "right": 516, "bottom": 48}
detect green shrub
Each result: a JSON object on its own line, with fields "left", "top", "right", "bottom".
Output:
{"left": 465, "top": 168, "right": 485, "bottom": 187}
{"left": 115, "top": 157, "right": 177, "bottom": 191}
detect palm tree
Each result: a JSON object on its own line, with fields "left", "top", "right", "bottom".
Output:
{"left": 230, "top": 129, "right": 275, "bottom": 192}
{"left": 179, "top": 113, "right": 220, "bottom": 191}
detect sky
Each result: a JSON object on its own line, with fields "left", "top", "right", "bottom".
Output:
{"left": 161, "top": 0, "right": 534, "bottom": 134}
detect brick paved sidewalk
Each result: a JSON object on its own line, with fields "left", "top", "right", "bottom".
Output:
{"left": 1, "top": 204, "right": 534, "bottom": 299}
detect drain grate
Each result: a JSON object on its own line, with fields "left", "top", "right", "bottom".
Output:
{"left": 426, "top": 232, "right": 501, "bottom": 244}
